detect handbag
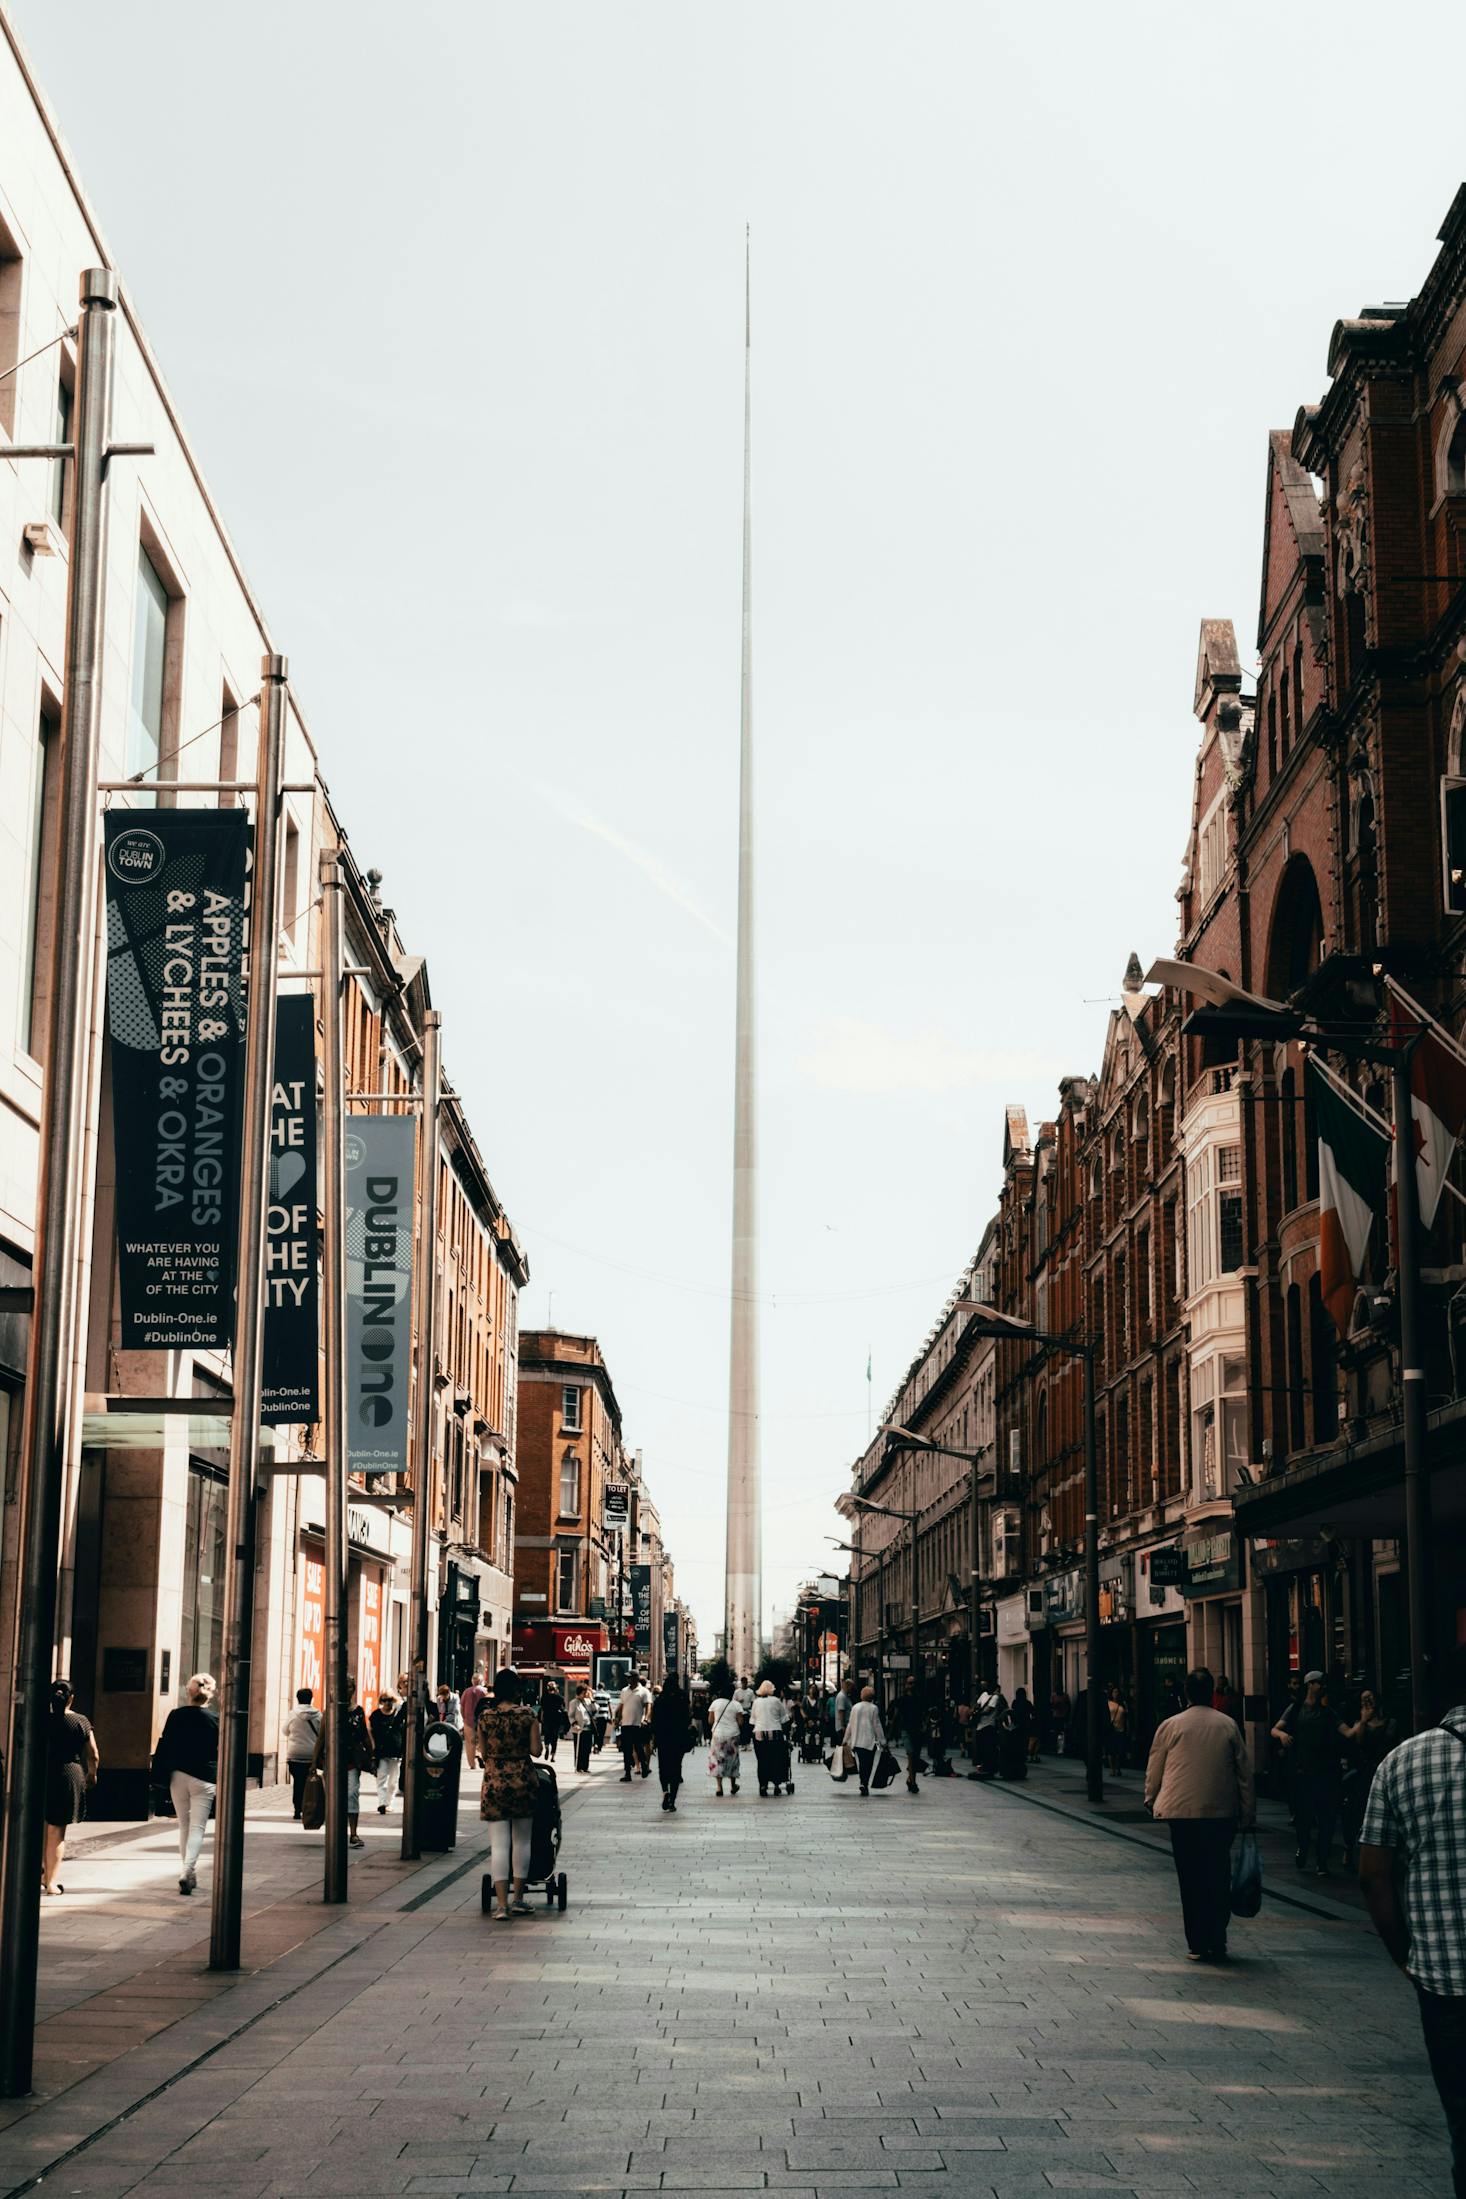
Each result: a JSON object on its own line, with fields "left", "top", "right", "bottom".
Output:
{"left": 300, "top": 1770, "right": 326, "bottom": 1831}
{"left": 1229, "top": 1829, "right": 1262, "bottom": 1918}
{"left": 871, "top": 1745, "right": 900, "bottom": 1790}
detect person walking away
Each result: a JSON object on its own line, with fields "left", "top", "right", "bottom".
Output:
{"left": 591, "top": 1690, "right": 609, "bottom": 1753}
{"left": 832, "top": 1675, "right": 852, "bottom": 1754}
{"left": 890, "top": 1674, "right": 926, "bottom": 1792}
{"left": 750, "top": 1680, "right": 789, "bottom": 1796}
{"left": 653, "top": 1676, "right": 693, "bottom": 1811}
{"left": 1011, "top": 1687, "right": 1037, "bottom": 1764}
{"left": 845, "top": 1686, "right": 886, "bottom": 1797}
{"left": 283, "top": 1688, "right": 321, "bottom": 1819}
{"left": 1144, "top": 1665, "right": 1254, "bottom": 1963}
{"left": 1212, "top": 1673, "right": 1244, "bottom": 1727}
{"left": 343, "top": 1679, "right": 376, "bottom": 1846}
{"left": 540, "top": 1682, "right": 567, "bottom": 1763}
{"left": 1107, "top": 1685, "right": 1130, "bottom": 1776}
{"left": 369, "top": 1691, "right": 405, "bottom": 1814}
{"left": 735, "top": 1675, "right": 755, "bottom": 1752}
{"left": 707, "top": 1687, "right": 743, "bottom": 1796}
{"left": 151, "top": 1673, "right": 219, "bottom": 1897}
{"left": 476, "top": 1666, "right": 543, "bottom": 1920}
{"left": 616, "top": 1673, "right": 651, "bottom": 1781}
{"left": 43, "top": 1679, "right": 98, "bottom": 1895}
{"left": 460, "top": 1670, "right": 488, "bottom": 1768}
{"left": 434, "top": 1683, "right": 463, "bottom": 1731}
{"left": 1272, "top": 1670, "right": 1342, "bottom": 1874}
{"left": 1340, "top": 1688, "right": 1396, "bottom": 1869}
{"left": 1359, "top": 1655, "right": 1466, "bottom": 2194}
{"left": 568, "top": 1683, "right": 593, "bottom": 1774}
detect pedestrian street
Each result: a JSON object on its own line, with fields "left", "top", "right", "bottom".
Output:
{"left": 0, "top": 1743, "right": 1449, "bottom": 2199}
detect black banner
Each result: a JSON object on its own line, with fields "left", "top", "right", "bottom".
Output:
{"left": 104, "top": 813, "right": 249, "bottom": 1349}
{"left": 262, "top": 996, "right": 319, "bottom": 1424}
{"left": 662, "top": 1608, "right": 679, "bottom": 1679}
{"left": 631, "top": 1562, "right": 653, "bottom": 1657}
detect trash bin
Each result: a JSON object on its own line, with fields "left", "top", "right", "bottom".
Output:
{"left": 415, "top": 1719, "right": 463, "bottom": 1852}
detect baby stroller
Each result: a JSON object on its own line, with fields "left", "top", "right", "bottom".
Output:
{"left": 797, "top": 1718, "right": 824, "bottom": 1765}
{"left": 481, "top": 1761, "right": 567, "bottom": 1914}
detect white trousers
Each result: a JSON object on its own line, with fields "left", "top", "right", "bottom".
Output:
{"left": 488, "top": 1815, "right": 533, "bottom": 1881}
{"left": 375, "top": 1757, "right": 401, "bottom": 1809}
{"left": 170, "top": 1771, "right": 215, "bottom": 1879}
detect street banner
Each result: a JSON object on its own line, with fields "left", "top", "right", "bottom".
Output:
{"left": 662, "top": 1608, "right": 679, "bottom": 1679}
{"left": 345, "top": 1114, "right": 414, "bottom": 1476}
{"left": 630, "top": 1562, "right": 653, "bottom": 1656}
{"left": 103, "top": 811, "right": 249, "bottom": 1349}
{"left": 262, "top": 996, "right": 319, "bottom": 1424}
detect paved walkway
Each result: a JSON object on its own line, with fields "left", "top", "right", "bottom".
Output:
{"left": 0, "top": 1739, "right": 1449, "bottom": 2197}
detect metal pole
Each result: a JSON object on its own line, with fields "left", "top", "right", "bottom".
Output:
{"left": 1082, "top": 1343, "right": 1104, "bottom": 1805}
{"left": 318, "top": 852, "right": 349, "bottom": 1900}
{"left": 400, "top": 1010, "right": 441, "bottom": 1861}
{"left": 1392, "top": 1041, "right": 1433, "bottom": 1733}
{"left": 0, "top": 268, "right": 117, "bottom": 2100}
{"left": 209, "top": 655, "right": 289, "bottom": 1970}
{"left": 969, "top": 1442, "right": 984, "bottom": 1696}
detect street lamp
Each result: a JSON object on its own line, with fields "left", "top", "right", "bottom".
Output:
{"left": 949, "top": 1304, "right": 1104, "bottom": 1806}
{"left": 1146, "top": 955, "right": 1435, "bottom": 1731}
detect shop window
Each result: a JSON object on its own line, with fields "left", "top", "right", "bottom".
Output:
{"left": 181, "top": 1463, "right": 228, "bottom": 1686}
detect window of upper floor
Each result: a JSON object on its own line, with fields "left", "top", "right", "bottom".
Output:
{"left": 561, "top": 1383, "right": 583, "bottom": 1432}
{"left": 1197, "top": 790, "right": 1229, "bottom": 905}
{"left": 0, "top": 211, "right": 20, "bottom": 439}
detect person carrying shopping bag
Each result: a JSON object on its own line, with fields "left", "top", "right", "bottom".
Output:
{"left": 844, "top": 1686, "right": 887, "bottom": 1797}
{"left": 151, "top": 1673, "right": 218, "bottom": 1897}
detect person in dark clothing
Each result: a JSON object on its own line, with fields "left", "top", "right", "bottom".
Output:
{"left": 44, "top": 1679, "right": 98, "bottom": 1895}
{"left": 889, "top": 1676, "right": 926, "bottom": 1792}
{"left": 283, "top": 1688, "right": 322, "bottom": 1818}
{"left": 1340, "top": 1689, "right": 1396, "bottom": 1868}
{"left": 651, "top": 1678, "right": 693, "bottom": 1812}
{"left": 1272, "top": 1670, "right": 1343, "bottom": 1874}
{"left": 369, "top": 1693, "right": 406, "bottom": 1815}
{"left": 1010, "top": 1688, "right": 1036, "bottom": 1763}
{"left": 151, "top": 1673, "right": 219, "bottom": 1895}
{"left": 540, "top": 1684, "right": 567, "bottom": 1763}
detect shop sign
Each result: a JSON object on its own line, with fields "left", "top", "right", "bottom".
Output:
{"left": 1247, "top": 1533, "right": 1328, "bottom": 1582}
{"left": 557, "top": 1626, "right": 604, "bottom": 1664}
{"left": 345, "top": 1116, "right": 414, "bottom": 1475}
{"left": 1099, "top": 1553, "right": 1133, "bottom": 1626}
{"left": 996, "top": 1593, "right": 1029, "bottom": 1646}
{"left": 603, "top": 1484, "right": 629, "bottom": 1528}
{"left": 1139, "top": 1544, "right": 1187, "bottom": 1616}
{"left": 1183, "top": 1526, "right": 1243, "bottom": 1594}
{"left": 346, "top": 1504, "right": 393, "bottom": 1559}
{"left": 299, "top": 1546, "right": 325, "bottom": 1696}
{"left": 262, "top": 997, "right": 319, "bottom": 1424}
{"left": 1045, "top": 1568, "right": 1084, "bottom": 1623}
{"left": 104, "top": 811, "right": 249, "bottom": 1349}
{"left": 630, "top": 1563, "right": 653, "bottom": 1655}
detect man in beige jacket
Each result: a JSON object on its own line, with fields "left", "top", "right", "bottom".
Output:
{"left": 1144, "top": 1667, "right": 1256, "bottom": 1963}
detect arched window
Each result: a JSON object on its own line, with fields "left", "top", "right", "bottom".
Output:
{"left": 1266, "top": 856, "right": 1324, "bottom": 1002}
{"left": 1292, "top": 646, "right": 1305, "bottom": 741}
{"left": 1267, "top": 691, "right": 1278, "bottom": 777}
{"left": 1280, "top": 1066, "right": 1298, "bottom": 1213}
{"left": 1279, "top": 669, "right": 1291, "bottom": 759}
{"left": 1309, "top": 1276, "right": 1338, "bottom": 1443}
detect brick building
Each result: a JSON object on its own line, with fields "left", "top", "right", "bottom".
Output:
{"left": 512, "top": 1330, "right": 628, "bottom": 1689}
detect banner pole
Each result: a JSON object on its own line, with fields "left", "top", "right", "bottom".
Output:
{"left": 0, "top": 269, "right": 119, "bottom": 2100}
{"left": 209, "top": 656, "right": 289, "bottom": 1970}
{"left": 319, "top": 851, "right": 349, "bottom": 1900}
{"left": 400, "top": 1010, "right": 442, "bottom": 1860}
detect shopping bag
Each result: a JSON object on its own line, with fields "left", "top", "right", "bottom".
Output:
{"left": 828, "top": 1743, "right": 850, "bottom": 1782}
{"left": 300, "top": 1770, "right": 326, "bottom": 1831}
{"left": 1229, "top": 1830, "right": 1262, "bottom": 1918}
{"left": 871, "top": 1745, "right": 900, "bottom": 1790}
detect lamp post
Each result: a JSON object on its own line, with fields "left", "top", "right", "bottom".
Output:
{"left": 947, "top": 1309, "right": 1104, "bottom": 1806}
{"left": 1150, "top": 957, "right": 1436, "bottom": 1733}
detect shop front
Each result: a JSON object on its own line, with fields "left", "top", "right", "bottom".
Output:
{"left": 1043, "top": 1567, "right": 1086, "bottom": 1699}
{"left": 439, "top": 1561, "right": 481, "bottom": 1690}
{"left": 1098, "top": 1552, "right": 1134, "bottom": 1696}
{"left": 1178, "top": 1523, "right": 1244, "bottom": 1696}
{"left": 512, "top": 1619, "right": 609, "bottom": 1695}
{"left": 994, "top": 1592, "right": 1030, "bottom": 1699}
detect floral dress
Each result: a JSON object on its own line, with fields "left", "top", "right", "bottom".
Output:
{"left": 707, "top": 1697, "right": 742, "bottom": 1781}
{"left": 477, "top": 1702, "right": 539, "bottom": 1822}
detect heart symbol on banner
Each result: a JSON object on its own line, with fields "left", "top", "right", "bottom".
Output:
{"left": 270, "top": 1150, "right": 307, "bottom": 1200}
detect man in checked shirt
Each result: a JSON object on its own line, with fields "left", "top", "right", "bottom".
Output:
{"left": 1359, "top": 1650, "right": 1466, "bottom": 2196}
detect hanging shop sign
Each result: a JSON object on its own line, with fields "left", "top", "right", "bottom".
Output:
{"left": 103, "top": 811, "right": 249, "bottom": 1349}
{"left": 345, "top": 1115, "right": 415, "bottom": 1476}
{"left": 1045, "top": 1567, "right": 1084, "bottom": 1625}
{"left": 630, "top": 1562, "right": 653, "bottom": 1656}
{"left": 662, "top": 1608, "right": 679, "bottom": 1678}
{"left": 1139, "top": 1543, "right": 1187, "bottom": 1616}
{"left": 262, "top": 996, "right": 319, "bottom": 1424}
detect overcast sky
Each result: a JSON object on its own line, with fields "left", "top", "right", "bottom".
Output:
{"left": 14, "top": 2, "right": 1463, "bottom": 1647}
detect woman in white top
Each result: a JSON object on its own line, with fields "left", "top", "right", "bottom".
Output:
{"left": 844, "top": 1687, "right": 886, "bottom": 1796}
{"left": 707, "top": 1692, "right": 744, "bottom": 1797}
{"left": 750, "top": 1680, "right": 791, "bottom": 1798}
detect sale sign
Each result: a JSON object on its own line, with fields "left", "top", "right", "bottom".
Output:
{"left": 299, "top": 1547, "right": 325, "bottom": 1697}
{"left": 359, "top": 1571, "right": 383, "bottom": 1713}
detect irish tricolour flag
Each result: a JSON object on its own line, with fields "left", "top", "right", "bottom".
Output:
{"left": 1310, "top": 1060, "right": 1387, "bottom": 1333}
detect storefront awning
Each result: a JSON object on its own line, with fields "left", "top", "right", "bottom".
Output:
{"left": 1232, "top": 1397, "right": 1466, "bottom": 1539}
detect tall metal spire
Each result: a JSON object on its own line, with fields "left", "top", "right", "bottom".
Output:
{"left": 724, "top": 230, "right": 760, "bottom": 1676}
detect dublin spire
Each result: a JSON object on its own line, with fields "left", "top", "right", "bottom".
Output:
{"left": 724, "top": 232, "right": 760, "bottom": 1676}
